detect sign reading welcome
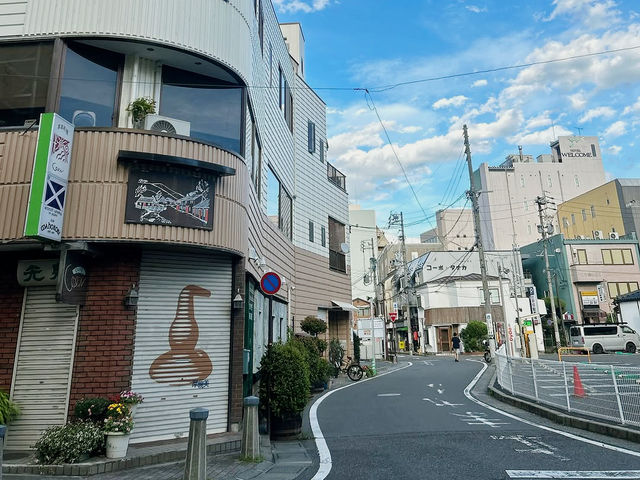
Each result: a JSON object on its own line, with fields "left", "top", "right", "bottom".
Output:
{"left": 24, "top": 113, "right": 74, "bottom": 241}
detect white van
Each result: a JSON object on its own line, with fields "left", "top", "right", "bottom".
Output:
{"left": 569, "top": 324, "right": 640, "bottom": 354}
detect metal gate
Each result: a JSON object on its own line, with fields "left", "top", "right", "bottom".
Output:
{"left": 130, "top": 251, "right": 232, "bottom": 443}
{"left": 7, "top": 286, "right": 78, "bottom": 450}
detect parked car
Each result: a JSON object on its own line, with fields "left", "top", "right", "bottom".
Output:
{"left": 569, "top": 324, "right": 640, "bottom": 354}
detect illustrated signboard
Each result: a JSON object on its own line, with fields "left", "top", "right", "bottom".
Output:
{"left": 24, "top": 113, "right": 74, "bottom": 241}
{"left": 581, "top": 291, "right": 599, "bottom": 306}
{"left": 58, "top": 250, "right": 89, "bottom": 305}
{"left": 125, "top": 169, "right": 213, "bottom": 230}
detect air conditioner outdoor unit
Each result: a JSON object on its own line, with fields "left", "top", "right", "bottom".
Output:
{"left": 593, "top": 230, "right": 603, "bottom": 240}
{"left": 576, "top": 235, "right": 586, "bottom": 240}
{"left": 609, "top": 232, "right": 620, "bottom": 239}
{"left": 144, "top": 114, "right": 191, "bottom": 136}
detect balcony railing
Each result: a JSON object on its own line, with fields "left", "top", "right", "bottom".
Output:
{"left": 327, "top": 162, "right": 346, "bottom": 191}
{"left": 329, "top": 249, "right": 346, "bottom": 273}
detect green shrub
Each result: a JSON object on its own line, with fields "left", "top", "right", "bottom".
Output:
{"left": 74, "top": 397, "right": 111, "bottom": 424}
{"left": 259, "top": 342, "right": 310, "bottom": 418}
{"left": 300, "top": 316, "right": 327, "bottom": 336}
{"left": 328, "top": 338, "right": 344, "bottom": 370}
{"left": 460, "top": 321, "right": 488, "bottom": 352}
{"left": 0, "top": 391, "right": 20, "bottom": 424}
{"left": 353, "top": 332, "right": 361, "bottom": 362}
{"left": 34, "top": 422, "right": 104, "bottom": 464}
{"left": 292, "top": 336, "right": 331, "bottom": 389}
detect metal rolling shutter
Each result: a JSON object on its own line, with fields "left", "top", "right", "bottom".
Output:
{"left": 6, "top": 286, "right": 78, "bottom": 450}
{"left": 130, "top": 251, "right": 232, "bottom": 443}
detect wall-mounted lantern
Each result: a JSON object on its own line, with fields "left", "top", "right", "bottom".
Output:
{"left": 233, "top": 289, "right": 244, "bottom": 310}
{"left": 124, "top": 283, "right": 139, "bottom": 308}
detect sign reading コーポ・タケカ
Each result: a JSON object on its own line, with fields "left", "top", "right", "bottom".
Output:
{"left": 24, "top": 113, "right": 74, "bottom": 241}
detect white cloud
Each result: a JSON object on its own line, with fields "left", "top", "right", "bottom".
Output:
{"left": 525, "top": 112, "right": 553, "bottom": 130}
{"left": 568, "top": 91, "right": 588, "bottom": 110}
{"left": 545, "top": 0, "right": 622, "bottom": 29}
{"left": 623, "top": 96, "right": 640, "bottom": 115}
{"left": 466, "top": 5, "right": 487, "bottom": 13}
{"left": 273, "top": 0, "right": 330, "bottom": 13}
{"left": 603, "top": 120, "right": 627, "bottom": 138}
{"left": 432, "top": 95, "right": 469, "bottom": 109}
{"left": 509, "top": 125, "right": 573, "bottom": 146}
{"left": 472, "top": 79, "right": 488, "bottom": 88}
{"left": 579, "top": 106, "right": 616, "bottom": 123}
{"left": 608, "top": 145, "right": 622, "bottom": 154}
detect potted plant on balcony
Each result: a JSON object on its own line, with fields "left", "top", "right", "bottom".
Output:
{"left": 103, "top": 402, "right": 134, "bottom": 458}
{"left": 126, "top": 97, "right": 156, "bottom": 129}
{"left": 259, "top": 342, "right": 310, "bottom": 439}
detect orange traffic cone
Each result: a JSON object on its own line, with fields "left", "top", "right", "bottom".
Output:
{"left": 573, "top": 366, "right": 586, "bottom": 397}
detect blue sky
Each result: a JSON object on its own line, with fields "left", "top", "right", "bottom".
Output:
{"left": 274, "top": 0, "right": 640, "bottom": 238}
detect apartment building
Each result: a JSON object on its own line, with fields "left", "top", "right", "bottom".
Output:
{"left": 420, "top": 208, "right": 475, "bottom": 251}
{"left": 557, "top": 179, "right": 640, "bottom": 241}
{"left": 0, "top": 0, "right": 350, "bottom": 449}
{"left": 475, "top": 137, "right": 606, "bottom": 251}
{"left": 349, "top": 205, "right": 378, "bottom": 302}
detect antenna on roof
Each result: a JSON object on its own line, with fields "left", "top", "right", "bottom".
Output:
{"left": 573, "top": 126, "right": 583, "bottom": 136}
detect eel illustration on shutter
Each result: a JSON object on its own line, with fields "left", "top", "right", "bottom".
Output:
{"left": 149, "top": 285, "right": 213, "bottom": 385}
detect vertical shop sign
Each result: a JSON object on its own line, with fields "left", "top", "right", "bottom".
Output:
{"left": 24, "top": 113, "right": 74, "bottom": 241}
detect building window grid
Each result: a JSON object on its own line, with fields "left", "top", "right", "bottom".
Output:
{"left": 601, "top": 248, "right": 634, "bottom": 265}
{"left": 608, "top": 281, "right": 640, "bottom": 298}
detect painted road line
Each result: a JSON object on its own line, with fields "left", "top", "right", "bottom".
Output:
{"left": 463, "top": 359, "right": 640, "bottom": 458}
{"left": 506, "top": 470, "right": 640, "bottom": 478}
{"left": 308, "top": 362, "right": 412, "bottom": 480}
{"left": 377, "top": 393, "right": 401, "bottom": 397}
{"left": 490, "top": 435, "right": 569, "bottom": 461}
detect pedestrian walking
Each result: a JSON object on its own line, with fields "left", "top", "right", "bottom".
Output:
{"left": 452, "top": 332, "right": 461, "bottom": 362}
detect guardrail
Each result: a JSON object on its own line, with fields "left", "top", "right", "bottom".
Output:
{"left": 495, "top": 353, "right": 640, "bottom": 427}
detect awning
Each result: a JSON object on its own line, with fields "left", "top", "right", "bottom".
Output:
{"left": 582, "top": 308, "right": 607, "bottom": 318}
{"left": 331, "top": 300, "right": 359, "bottom": 312}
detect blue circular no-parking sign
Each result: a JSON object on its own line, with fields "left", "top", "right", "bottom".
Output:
{"left": 260, "top": 272, "right": 281, "bottom": 295}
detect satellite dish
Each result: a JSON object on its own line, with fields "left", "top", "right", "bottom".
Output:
{"left": 340, "top": 242, "right": 350, "bottom": 254}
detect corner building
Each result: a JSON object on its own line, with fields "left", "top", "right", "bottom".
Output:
{"left": 0, "top": 0, "right": 351, "bottom": 449}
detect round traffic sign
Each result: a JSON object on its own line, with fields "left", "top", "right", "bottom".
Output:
{"left": 260, "top": 272, "right": 281, "bottom": 295}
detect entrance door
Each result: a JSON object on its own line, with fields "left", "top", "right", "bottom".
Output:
{"left": 7, "top": 286, "right": 78, "bottom": 450}
{"left": 438, "top": 327, "right": 451, "bottom": 353}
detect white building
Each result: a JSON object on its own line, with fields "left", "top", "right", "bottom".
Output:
{"left": 475, "top": 136, "right": 606, "bottom": 251}
{"left": 420, "top": 208, "right": 475, "bottom": 251}
{"left": 349, "top": 205, "right": 378, "bottom": 302}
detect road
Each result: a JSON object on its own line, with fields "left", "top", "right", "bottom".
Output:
{"left": 303, "top": 356, "right": 640, "bottom": 480}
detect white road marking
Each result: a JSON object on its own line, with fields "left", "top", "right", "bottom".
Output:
{"left": 437, "top": 388, "right": 445, "bottom": 394}
{"left": 308, "top": 362, "right": 413, "bottom": 480}
{"left": 423, "top": 397, "right": 443, "bottom": 406}
{"left": 452, "top": 411, "right": 510, "bottom": 427}
{"left": 491, "top": 435, "right": 569, "bottom": 461}
{"left": 464, "top": 359, "right": 640, "bottom": 458}
{"left": 423, "top": 361, "right": 434, "bottom": 366}
{"left": 377, "top": 393, "right": 401, "bottom": 397}
{"left": 506, "top": 471, "right": 640, "bottom": 478}
{"left": 442, "top": 400, "right": 463, "bottom": 407}
{"left": 427, "top": 383, "right": 434, "bottom": 387}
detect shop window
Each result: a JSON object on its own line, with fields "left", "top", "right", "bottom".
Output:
{"left": 59, "top": 43, "right": 121, "bottom": 127}
{"left": 161, "top": 65, "right": 243, "bottom": 154}
{"left": 0, "top": 41, "right": 53, "bottom": 127}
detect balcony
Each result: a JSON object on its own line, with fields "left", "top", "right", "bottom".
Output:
{"left": 327, "top": 162, "right": 346, "bottom": 191}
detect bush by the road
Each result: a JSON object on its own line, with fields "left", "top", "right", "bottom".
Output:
{"left": 460, "top": 321, "right": 488, "bottom": 352}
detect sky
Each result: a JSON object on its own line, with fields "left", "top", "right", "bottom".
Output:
{"left": 273, "top": 0, "right": 640, "bottom": 239}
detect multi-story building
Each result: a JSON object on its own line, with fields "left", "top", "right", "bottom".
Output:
{"left": 475, "top": 137, "right": 606, "bottom": 251}
{"left": 521, "top": 234, "right": 640, "bottom": 329}
{"left": 557, "top": 179, "right": 640, "bottom": 240}
{"left": 0, "top": 0, "right": 351, "bottom": 450}
{"left": 420, "top": 208, "right": 475, "bottom": 251}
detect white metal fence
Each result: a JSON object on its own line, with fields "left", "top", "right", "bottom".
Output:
{"left": 495, "top": 353, "right": 640, "bottom": 427}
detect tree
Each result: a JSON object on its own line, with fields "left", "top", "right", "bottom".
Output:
{"left": 543, "top": 296, "right": 566, "bottom": 319}
{"left": 300, "top": 316, "right": 327, "bottom": 337}
{"left": 460, "top": 321, "right": 488, "bottom": 352}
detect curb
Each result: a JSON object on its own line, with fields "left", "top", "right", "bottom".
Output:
{"left": 2, "top": 437, "right": 241, "bottom": 477}
{"left": 487, "top": 373, "right": 640, "bottom": 443}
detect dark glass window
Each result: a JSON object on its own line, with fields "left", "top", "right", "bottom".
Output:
{"left": 59, "top": 43, "right": 121, "bottom": 127}
{"left": 0, "top": 41, "right": 53, "bottom": 127}
{"left": 161, "top": 65, "right": 243, "bottom": 154}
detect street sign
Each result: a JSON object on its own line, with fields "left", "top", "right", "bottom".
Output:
{"left": 389, "top": 312, "right": 397, "bottom": 322}
{"left": 260, "top": 272, "right": 281, "bottom": 295}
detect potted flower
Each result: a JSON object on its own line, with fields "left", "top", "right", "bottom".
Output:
{"left": 258, "top": 342, "right": 310, "bottom": 439}
{"left": 126, "top": 97, "right": 156, "bottom": 128}
{"left": 117, "top": 391, "right": 144, "bottom": 417}
{"left": 103, "top": 403, "right": 133, "bottom": 458}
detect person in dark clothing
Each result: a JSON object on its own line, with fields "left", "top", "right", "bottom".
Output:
{"left": 452, "top": 332, "right": 461, "bottom": 362}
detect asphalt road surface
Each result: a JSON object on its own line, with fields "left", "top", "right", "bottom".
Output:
{"left": 304, "top": 356, "right": 640, "bottom": 480}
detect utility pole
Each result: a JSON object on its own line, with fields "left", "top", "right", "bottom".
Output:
{"left": 389, "top": 211, "right": 413, "bottom": 356}
{"left": 536, "top": 194, "right": 561, "bottom": 349}
{"left": 463, "top": 125, "right": 496, "bottom": 358}
{"left": 369, "top": 237, "right": 379, "bottom": 373}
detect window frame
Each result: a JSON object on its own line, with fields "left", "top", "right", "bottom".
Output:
{"left": 576, "top": 249, "right": 587, "bottom": 265}
{"left": 308, "top": 121, "right": 316, "bottom": 153}
{"left": 309, "top": 220, "right": 314, "bottom": 242}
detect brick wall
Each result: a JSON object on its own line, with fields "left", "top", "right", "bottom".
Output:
{"left": 228, "top": 257, "right": 246, "bottom": 428}
{"left": 0, "top": 256, "right": 24, "bottom": 392}
{"left": 68, "top": 247, "right": 140, "bottom": 416}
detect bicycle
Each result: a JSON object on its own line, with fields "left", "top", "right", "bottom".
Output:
{"left": 334, "top": 356, "right": 364, "bottom": 381}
